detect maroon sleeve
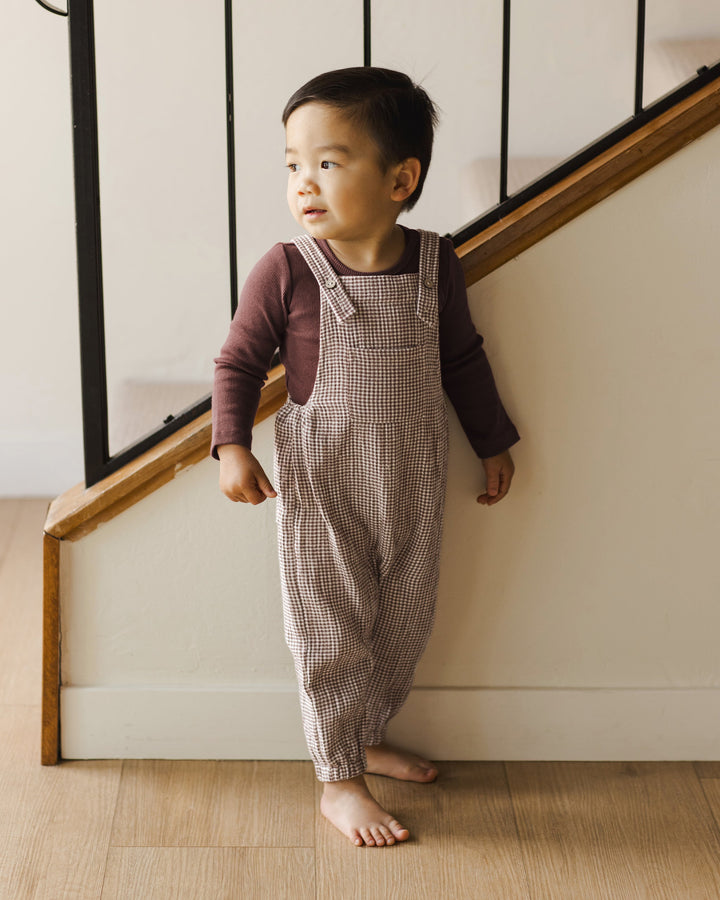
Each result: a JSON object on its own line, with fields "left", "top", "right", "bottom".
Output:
{"left": 438, "top": 238, "right": 520, "bottom": 458}
{"left": 211, "top": 243, "right": 291, "bottom": 457}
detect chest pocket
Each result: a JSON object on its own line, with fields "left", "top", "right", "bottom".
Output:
{"left": 344, "top": 300, "right": 422, "bottom": 351}
{"left": 345, "top": 345, "right": 426, "bottom": 424}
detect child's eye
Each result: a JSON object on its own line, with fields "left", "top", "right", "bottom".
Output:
{"left": 287, "top": 163, "right": 299, "bottom": 173}
{"left": 321, "top": 161, "right": 337, "bottom": 169}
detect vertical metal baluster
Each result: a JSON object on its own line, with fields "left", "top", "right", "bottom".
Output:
{"left": 500, "top": 0, "right": 511, "bottom": 202}
{"left": 635, "top": 0, "right": 646, "bottom": 115}
{"left": 68, "top": 0, "right": 110, "bottom": 486}
{"left": 225, "top": 0, "right": 238, "bottom": 318}
{"left": 364, "top": 0, "right": 371, "bottom": 66}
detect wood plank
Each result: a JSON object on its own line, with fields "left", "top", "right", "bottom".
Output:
{"left": 457, "top": 75, "right": 720, "bottom": 284}
{"left": 0, "top": 704, "right": 121, "bottom": 900}
{"left": 315, "top": 763, "right": 529, "bottom": 900}
{"left": 0, "top": 499, "right": 22, "bottom": 571}
{"left": 506, "top": 761, "right": 720, "bottom": 899}
{"left": 110, "top": 760, "right": 315, "bottom": 848}
{"left": 0, "top": 499, "right": 49, "bottom": 707}
{"left": 44, "top": 366, "right": 287, "bottom": 541}
{"left": 696, "top": 762, "right": 720, "bottom": 778}
{"left": 101, "top": 848, "right": 315, "bottom": 900}
{"left": 694, "top": 777, "right": 720, "bottom": 846}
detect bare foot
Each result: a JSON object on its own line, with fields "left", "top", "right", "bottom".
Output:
{"left": 365, "top": 741, "right": 439, "bottom": 782}
{"left": 320, "top": 774, "right": 410, "bottom": 847}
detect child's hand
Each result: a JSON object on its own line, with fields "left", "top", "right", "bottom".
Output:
{"left": 477, "top": 450, "right": 515, "bottom": 506}
{"left": 217, "top": 444, "right": 277, "bottom": 505}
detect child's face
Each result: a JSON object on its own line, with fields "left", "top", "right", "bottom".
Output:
{"left": 285, "top": 102, "right": 401, "bottom": 243}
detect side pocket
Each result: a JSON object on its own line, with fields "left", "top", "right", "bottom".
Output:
{"left": 273, "top": 400, "right": 295, "bottom": 504}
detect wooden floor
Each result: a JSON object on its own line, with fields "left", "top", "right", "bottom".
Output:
{"left": 3, "top": 499, "right": 720, "bottom": 899}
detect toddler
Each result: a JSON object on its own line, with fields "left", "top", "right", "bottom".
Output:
{"left": 212, "top": 67, "right": 519, "bottom": 847}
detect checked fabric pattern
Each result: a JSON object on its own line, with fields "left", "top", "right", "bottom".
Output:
{"left": 273, "top": 230, "right": 449, "bottom": 782}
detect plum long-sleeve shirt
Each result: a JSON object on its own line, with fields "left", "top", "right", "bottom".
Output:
{"left": 212, "top": 226, "right": 520, "bottom": 460}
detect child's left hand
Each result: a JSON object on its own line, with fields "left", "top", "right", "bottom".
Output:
{"left": 477, "top": 450, "right": 515, "bottom": 506}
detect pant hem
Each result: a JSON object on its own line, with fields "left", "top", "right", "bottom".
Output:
{"left": 314, "top": 754, "right": 367, "bottom": 783}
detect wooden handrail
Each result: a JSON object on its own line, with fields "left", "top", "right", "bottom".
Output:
{"left": 456, "top": 74, "right": 720, "bottom": 283}
{"left": 44, "top": 365, "right": 287, "bottom": 542}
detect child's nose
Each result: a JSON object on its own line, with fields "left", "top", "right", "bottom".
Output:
{"left": 299, "top": 178, "right": 318, "bottom": 196}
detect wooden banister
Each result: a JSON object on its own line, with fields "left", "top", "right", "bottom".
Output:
{"left": 456, "top": 75, "right": 720, "bottom": 284}
{"left": 44, "top": 365, "right": 287, "bottom": 542}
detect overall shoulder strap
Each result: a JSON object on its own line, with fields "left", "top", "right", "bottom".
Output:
{"left": 292, "top": 235, "right": 356, "bottom": 322}
{"left": 416, "top": 230, "right": 440, "bottom": 328}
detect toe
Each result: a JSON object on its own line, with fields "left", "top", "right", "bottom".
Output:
{"left": 370, "top": 826, "right": 385, "bottom": 846}
{"left": 388, "top": 818, "right": 410, "bottom": 840}
{"left": 378, "top": 824, "right": 394, "bottom": 845}
{"left": 360, "top": 827, "right": 375, "bottom": 846}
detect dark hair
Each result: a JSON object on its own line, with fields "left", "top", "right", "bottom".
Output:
{"left": 282, "top": 67, "right": 438, "bottom": 211}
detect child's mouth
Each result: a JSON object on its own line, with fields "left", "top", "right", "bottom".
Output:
{"left": 303, "top": 208, "right": 326, "bottom": 219}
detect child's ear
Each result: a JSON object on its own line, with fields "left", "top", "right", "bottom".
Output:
{"left": 391, "top": 158, "right": 421, "bottom": 204}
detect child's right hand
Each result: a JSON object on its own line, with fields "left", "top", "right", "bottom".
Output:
{"left": 217, "top": 444, "right": 277, "bottom": 505}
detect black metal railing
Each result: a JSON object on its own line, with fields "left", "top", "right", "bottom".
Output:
{"left": 37, "top": 0, "right": 720, "bottom": 487}
{"left": 41, "top": 0, "right": 236, "bottom": 487}
{"left": 452, "top": 0, "right": 720, "bottom": 246}
{"left": 499, "top": 0, "right": 511, "bottom": 203}
{"left": 635, "top": 0, "right": 646, "bottom": 116}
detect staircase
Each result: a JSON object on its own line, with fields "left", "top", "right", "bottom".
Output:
{"left": 42, "top": 71, "right": 720, "bottom": 765}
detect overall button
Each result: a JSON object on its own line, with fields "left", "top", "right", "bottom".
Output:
{"left": 423, "top": 277, "right": 435, "bottom": 288}
{"left": 325, "top": 277, "right": 337, "bottom": 289}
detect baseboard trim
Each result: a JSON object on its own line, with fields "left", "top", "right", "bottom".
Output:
{"left": 60, "top": 685, "right": 720, "bottom": 761}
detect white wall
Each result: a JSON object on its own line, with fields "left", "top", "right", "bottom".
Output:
{"left": 60, "top": 123, "right": 720, "bottom": 760}
{"left": 1, "top": 1, "right": 83, "bottom": 495}
{"left": 3, "top": 0, "right": 719, "bottom": 495}
{"left": 646, "top": 0, "right": 720, "bottom": 40}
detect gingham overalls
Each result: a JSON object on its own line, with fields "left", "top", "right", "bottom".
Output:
{"left": 274, "top": 230, "right": 449, "bottom": 782}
